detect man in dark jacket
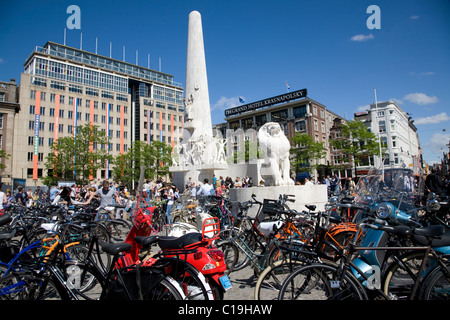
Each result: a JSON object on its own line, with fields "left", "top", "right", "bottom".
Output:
{"left": 425, "top": 169, "right": 446, "bottom": 195}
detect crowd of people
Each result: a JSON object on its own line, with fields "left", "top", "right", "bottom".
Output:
{"left": 0, "top": 167, "right": 448, "bottom": 222}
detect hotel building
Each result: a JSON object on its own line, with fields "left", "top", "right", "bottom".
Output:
{"left": 215, "top": 89, "right": 346, "bottom": 179}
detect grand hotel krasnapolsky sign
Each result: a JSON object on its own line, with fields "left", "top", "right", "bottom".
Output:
{"left": 224, "top": 88, "right": 307, "bottom": 117}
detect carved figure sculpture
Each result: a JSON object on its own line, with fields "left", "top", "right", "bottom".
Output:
{"left": 258, "top": 122, "right": 294, "bottom": 186}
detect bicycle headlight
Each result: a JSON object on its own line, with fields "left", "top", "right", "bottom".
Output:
{"left": 376, "top": 203, "right": 391, "bottom": 219}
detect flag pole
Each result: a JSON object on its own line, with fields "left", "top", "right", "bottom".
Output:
{"left": 374, "top": 88, "right": 384, "bottom": 176}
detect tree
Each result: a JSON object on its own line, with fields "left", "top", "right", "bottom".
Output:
{"left": 0, "top": 150, "right": 10, "bottom": 173}
{"left": 329, "top": 120, "right": 380, "bottom": 177}
{"left": 111, "top": 140, "right": 173, "bottom": 189}
{"left": 290, "top": 133, "right": 327, "bottom": 175}
{"left": 42, "top": 124, "right": 110, "bottom": 186}
{"left": 149, "top": 140, "right": 173, "bottom": 178}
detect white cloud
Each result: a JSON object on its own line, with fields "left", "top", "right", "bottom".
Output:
{"left": 389, "top": 98, "right": 403, "bottom": 105}
{"left": 0, "top": 58, "right": 4, "bottom": 64}
{"left": 409, "top": 71, "right": 435, "bottom": 77}
{"left": 356, "top": 105, "right": 370, "bottom": 112}
{"left": 350, "top": 33, "right": 374, "bottom": 42}
{"left": 415, "top": 112, "right": 450, "bottom": 125}
{"left": 424, "top": 132, "right": 450, "bottom": 154}
{"left": 212, "top": 96, "right": 243, "bottom": 112}
{"left": 410, "top": 15, "right": 419, "bottom": 20}
{"left": 403, "top": 92, "right": 439, "bottom": 105}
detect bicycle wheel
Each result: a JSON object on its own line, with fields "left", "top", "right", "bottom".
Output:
{"left": 63, "top": 261, "right": 106, "bottom": 300}
{"left": 159, "top": 257, "right": 214, "bottom": 300}
{"left": 420, "top": 265, "right": 450, "bottom": 300}
{"left": 383, "top": 251, "right": 436, "bottom": 300}
{"left": 143, "top": 277, "right": 184, "bottom": 300}
{"left": 233, "top": 230, "right": 260, "bottom": 271}
{"left": 278, "top": 263, "right": 368, "bottom": 300}
{"left": 0, "top": 271, "right": 69, "bottom": 300}
{"left": 215, "top": 240, "right": 239, "bottom": 275}
{"left": 254, "top": 258, "right": 305, "bottom": 300}
{"left": 106, "top": 219, "right": 132, "bottom": 242}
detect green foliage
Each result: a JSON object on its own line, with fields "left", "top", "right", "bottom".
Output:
{"left": 290, "top": 133, "right": 327, "bottom": 173}
{"left": 111, "top": 140, "right": 173, "bottom": 189}
{"left": 329, "top": 119, "right": 381, "bottom": 173}
{"left": 43, "top": 123, "right": 110, "bottom": 186}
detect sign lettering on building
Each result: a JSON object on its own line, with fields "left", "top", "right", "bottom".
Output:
{"left": 224, "top": 89, "right": 307, "bottom": 117}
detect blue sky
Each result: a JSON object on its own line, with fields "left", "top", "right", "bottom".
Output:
{"left": 1, "top": 0, "right": 449, "bottom": 165}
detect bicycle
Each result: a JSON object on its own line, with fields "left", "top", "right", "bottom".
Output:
{"left": 0, "top": 220, "right": 186, "bottom": 300}
{"left": 277, "top": 218, "right": 450, "bottom": 300}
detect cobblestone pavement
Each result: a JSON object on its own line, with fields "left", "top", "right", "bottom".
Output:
{"left": 224, "top": 265, "right": 256, "bottom": 300}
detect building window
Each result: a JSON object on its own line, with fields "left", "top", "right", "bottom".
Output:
{"left": 295, "top": 120, "right": 306, "bottom": 132}
{"left": 293, "top": 105, "right": 307, "bottom": 118}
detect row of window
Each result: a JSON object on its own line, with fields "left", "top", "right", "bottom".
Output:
{"left": 34, "top": 58, "right": 128, "bottom": 93}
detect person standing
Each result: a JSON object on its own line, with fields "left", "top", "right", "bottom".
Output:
{"left": 425, "top": 169, "right": 446, "bottom": 195}
{"left": 83, "top": 180, "right": 120, "bottom": 220}
{"left": 347, "top": 177, "right": 356, "bottom": 193}
{"left": 15, "top": 187, "right": 27, "bottom": 206}
{"left": 165, "top": 185, "right": 175, "bottom": 224}
{"left": 197, "top": 178, "right": 213, "bottom": 196}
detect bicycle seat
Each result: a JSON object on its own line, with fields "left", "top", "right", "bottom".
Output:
{"left": 413, "top": 225, "right": 450, "bottom": 246}
{"left": 101, "top": 242, "right": 132, "bottom": 256}
{"left": 134, "top": 235, "right": 159, "bottom": 249}
{"left": 0, "top": 214, "right": 12, "bottom": 227}
{"left": 157, "top": 232, "right": 204, "bottom": 250}
{"left": 305, "top": 205, "right": 316, "bottom": 211}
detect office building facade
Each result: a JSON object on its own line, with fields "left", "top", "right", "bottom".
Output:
{"left": 0, "top": 79, "right": 20, "bottom": 182}
{"left": 354, "top": 101, "right": 421, "bottom": 173}
{"left": 14, "top": 41, "right": 184, "bottom": 185}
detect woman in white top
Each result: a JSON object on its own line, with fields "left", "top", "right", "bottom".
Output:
{"left": 0, "top": 190, "right": 6, "bottom": 211}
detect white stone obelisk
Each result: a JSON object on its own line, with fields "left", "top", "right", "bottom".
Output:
{"left": 184, "top": 10, "right": 212, "bottom": 140}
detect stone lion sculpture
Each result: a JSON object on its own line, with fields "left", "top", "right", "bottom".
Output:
{"left": 258, "top": 122, "right": 294, "bottom": 186}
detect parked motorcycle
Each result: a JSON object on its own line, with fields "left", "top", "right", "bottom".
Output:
{"left": 122, "top": 203, "right": 230, "bottom": 300}
{"left": 348, "top": 167, "right": 450, "bottom": 298}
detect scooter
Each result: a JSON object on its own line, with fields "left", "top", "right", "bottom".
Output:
{"left": 122, "top": 204, "right": 231, "bottom": 300}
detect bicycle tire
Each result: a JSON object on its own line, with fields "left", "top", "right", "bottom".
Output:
{"left": 232, "top": 230, "right": 260, "bottom": 271}
{"left": 158, "top": 257, "right": 214, "bottom": 300}
{"left": 278, "top": 263, "right": 368, "bottom": 300}
{"left": 143, "top": 277, "right": 185, "bottom": 300}
{"left": 105, "top": 219, "right": 132, "bottom": 242}
{"left": 254, "top": 258, "right": 306, "bottom": 300}
{"left": 63, "top": 261, "right": 106, "bottom": 300}
{"left": 215, "top": 240, "right": 239, "bottom": 275}
{"left": 382, "top": 251, "right": 436, "bottom": 300}
{"left": 420, "top": 265, "right": 450, "bottom": 300}
{"left": 0, "top": 271, "right": 69, "bottom": 300}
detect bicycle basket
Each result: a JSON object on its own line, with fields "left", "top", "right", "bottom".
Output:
{"left": 201, "top": 216, "right": 220, "bottom": 241}
{"left": 104, "top": 265, "right": 165, "bottom": 300}
{"left": 262, "top": 199, "right": 282, "bottom": 217}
